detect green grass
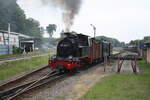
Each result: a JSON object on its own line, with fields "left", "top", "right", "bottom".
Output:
{"left": 0, "top": 48, "right": 55, "bottom": 59}
{"left": 80, "top": 60, "right": 150, "bottom": 100}
{"left": 27, "top": 48, "right": 56, "bottom": 55}
{"left": 0, "top": 55, "right": 51, "bottom": 81}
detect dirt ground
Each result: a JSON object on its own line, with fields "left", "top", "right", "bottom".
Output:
{"left": 15, "top": 61, "right": 116, "bottom": 100}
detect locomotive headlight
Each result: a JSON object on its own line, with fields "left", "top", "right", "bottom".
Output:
{"left": 51, "top": 55, "right": 56, "bottom": 60}
{"left": 68, "top": 55, "right": 73, "bottom": 60}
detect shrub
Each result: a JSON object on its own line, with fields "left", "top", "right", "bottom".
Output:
{"left": 13, "top": 46, "right": 23, "bottom": 54}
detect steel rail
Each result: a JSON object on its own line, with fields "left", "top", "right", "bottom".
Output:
{"left": 0, "top": 71, "right": 61, "bottom": 100}
{"left": 0, "top": 65, "right": 49, "bottom": 91}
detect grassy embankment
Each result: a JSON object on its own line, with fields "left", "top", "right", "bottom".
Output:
{"left": 80, "top": 60, "right": 150, "bottom": 100}
{"left": 0, "top": 49, "right": 55, "bottom": 59}
{"left": 0, "top": 50, "right": 55, "bottom": 81}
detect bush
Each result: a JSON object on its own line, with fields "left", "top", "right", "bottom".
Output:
{"left": 13, "top": 46, "right": 23, "bottom": 54}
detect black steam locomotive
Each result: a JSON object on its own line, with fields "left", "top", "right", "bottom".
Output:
{"left": 49, "top": 32, "right": 111, "bottom": 71}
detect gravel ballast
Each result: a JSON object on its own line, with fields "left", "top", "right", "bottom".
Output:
{"left": 15, "top": 61, "right": 117, "bottom": 100}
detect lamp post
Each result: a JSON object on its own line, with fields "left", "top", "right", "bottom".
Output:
{"left": 90, "top": 24, "right": 96, "bottom": 38}
{"left": 8, "top": 23, "right": 10, "bottom": 54}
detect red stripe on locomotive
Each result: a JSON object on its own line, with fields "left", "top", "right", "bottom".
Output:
{"left": 49, "top": 60, "right": 80, "bottom": 70}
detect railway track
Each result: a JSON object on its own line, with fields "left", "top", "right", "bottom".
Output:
{"left": 0, "top": 64, "right": 100, "bottom": 100}
{"left": 0, "top": 70, "right": 65, "bottom": 100}
{"left": 0, "top": 65, "right": 51, "bottom": 91}
{"left": 0, "top": 65, "right": 54, "bottom": 100}
{"left": 0, "top": 50, "right": 133, "bottom": 100}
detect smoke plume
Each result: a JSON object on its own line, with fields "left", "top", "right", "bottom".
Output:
{"left": 41, "top": 0, "right": 82, "bottom": 32}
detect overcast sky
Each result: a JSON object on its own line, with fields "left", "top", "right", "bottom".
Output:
{"left": 17, "top": 0, "right": 150, "bottom": 43}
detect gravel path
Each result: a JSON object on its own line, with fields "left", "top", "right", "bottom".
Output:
{"left": 14, "top": 61, "right": 117, "bottom": 100}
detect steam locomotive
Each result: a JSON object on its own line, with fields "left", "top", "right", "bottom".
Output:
{"left": 49, "top": 32, "right": 111, "bottom": 72}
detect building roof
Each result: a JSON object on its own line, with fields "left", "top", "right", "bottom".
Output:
{"left": 145, "top": 40, "right": 150, "bottom": 44}
{"left": 20, "top": 40, "right": 34, "bottom": 43}
{"left": 19, "top": 34, "right": 31, "bottom": 38}
{"left": 0, "top": 30, "right": 32, "bottom": 38}
{"left": 0, "top": 30, "right": 18, "bottom": 35}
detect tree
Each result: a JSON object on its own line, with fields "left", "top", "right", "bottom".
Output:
{"left": 96, "top": 36, "right": 123, "bottom": 47}
{"left": 24, "top": 18, "right": 43, "bottom": 47}
{"left": 0, "top": 0, "right": 26, "bottom": 32}
{"left": 129, "top": 40, "right": 141, "bottom": 45}
{"left": 46, "top": 24, "right": 57, "bottom": 38}
{"left": 143, "top": 36, "right": 150, "bottom": 42}
{"left": 0, "top": 0, "right": 42, "bottom": 38}
{"left": 40, "top": 27, "right": 45, "bottom": 35}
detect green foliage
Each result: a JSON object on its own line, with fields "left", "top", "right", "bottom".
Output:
{"left": 12, "top": 46, "right": 23, "bottom": 54}
{"left": 24, "top": 18, "right": 42, "bottom": 37}
{"left": 130, "top": 39, "right": 141, "bottom": 45}
{"left": 46, "top": 24, "right": 57, "bottom": 37}
{"left": 20, "top": 18, "right": 44, "bottom": 47}
{"left": 80, "top": 60, "right": 150, "bottom": 100}
{"left": 143, "top": 36, "right": 150, "bottom": 41}
{"left": 129, "top": 36, "right": 150, "bottom": 45}
{"left": 0, "top": 0, "right": 26, "bottom": 33}
{"left": 0, "top": 0, "right": 44, "bottom": 47}
{"left": 0, "top": 49, "right": 54, "bottom": 59}
{"left": 96, "top": 36, "right": 125, "bottom": 47}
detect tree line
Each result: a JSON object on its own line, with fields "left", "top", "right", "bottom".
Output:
{"left": 0, "top": 0, "right": 57, "bottom": 48}
{"left": 96, "top": 36, "right": 125, "bottom": 47}
{"left": 129, "top": 36, "right": 150, "bottom": 45}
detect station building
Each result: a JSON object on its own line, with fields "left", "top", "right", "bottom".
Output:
{"left": 0, "top": 30, "right": 34, "bottom": 55}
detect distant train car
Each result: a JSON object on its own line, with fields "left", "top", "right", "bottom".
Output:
{"left": 49, "top": 32, "right": 111, "bottom": 72}
{"left": 90, "top": 38, "right": 103, "bottom": 63}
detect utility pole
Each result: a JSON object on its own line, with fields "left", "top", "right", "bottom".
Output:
{"left": 90, "top": 24, "right": 96, "bottom": 38}
{"left": 8, "top": 23, "right": 10, "bottom": 54}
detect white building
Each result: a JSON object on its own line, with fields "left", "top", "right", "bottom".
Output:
{"left": 0, "top": 30, "right": 19, "bottom": 47}
{"left": 0, "top": 30, "right": 32, "bottom": 55}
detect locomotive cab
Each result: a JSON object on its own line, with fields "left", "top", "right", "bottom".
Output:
{"left": 57, "top": 33, "right": 90, "bottom": 58}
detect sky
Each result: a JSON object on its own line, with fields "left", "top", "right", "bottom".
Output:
{"left": 17, "top": 0, "right": 150, "bottom": 43}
